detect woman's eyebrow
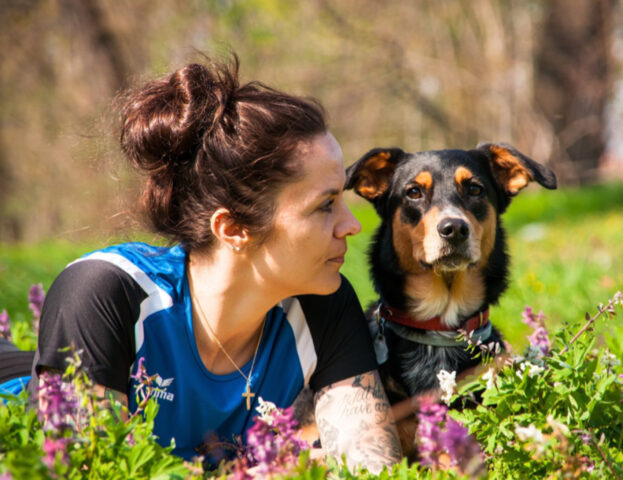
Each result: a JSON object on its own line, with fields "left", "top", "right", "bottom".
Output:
{"left": 318, "top": 188, "right": 340, "bottom": 197}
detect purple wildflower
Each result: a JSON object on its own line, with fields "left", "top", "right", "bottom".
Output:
{"left": 583, "top": 458, "right": 595, "bottom": 473}
{"left": 416, "top": 396, "right": 483, "bottom": 472}
{"left": 38, "top": 371, "right": 79, "bottom": 434}
{"left": 130, "top": 356, "right": 149, "bottom": 385}
{"left": 0, "top": 472, "right": 13, "bottom": 480}
{"left": 416, "top": 396, "right": 448, "bottom": 467}
{"left": 28, "top": 283, "right": 45, "bottom": 333}
{"left": 235, "top": 401, "right": 308, "bottom": 477}
{"left": 440, "top": 418, "right": 483, "bottom": 470}
{"left": 42, "top": 437, "right": 70, "bottom": 468}
{"left": 0, "top": 309, "right": 10, "bottom": 341}
{"left": 522, "top": 306, "right": 550, "bottom": 358}
{"left": 578, "top": 431, "right": 591, "bottom": 445}
{"left": 130, "top": 356, "right": 157, "bottom": 407}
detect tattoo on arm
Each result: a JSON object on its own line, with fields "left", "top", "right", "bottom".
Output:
{"left": 314, "top": 370, "right": 402, "bottom": 473}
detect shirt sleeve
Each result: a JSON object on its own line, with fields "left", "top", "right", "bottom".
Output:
{"left": 299, "top": 275, "right": 377, "bottom": 392}
{"left": 35, "top": 259, "right": 146, "bottom": 393}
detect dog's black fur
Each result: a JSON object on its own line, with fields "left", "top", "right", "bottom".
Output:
{"left": 345, "top": 143, "right": 557, "bottom": 403}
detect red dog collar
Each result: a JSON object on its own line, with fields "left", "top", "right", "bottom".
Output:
{"left": 379, "top": 304, "right": 489, "bottom": 333}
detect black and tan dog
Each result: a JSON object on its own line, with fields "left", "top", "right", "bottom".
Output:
{"left": 344, "top": 143, "right": 557, "bottom": 413}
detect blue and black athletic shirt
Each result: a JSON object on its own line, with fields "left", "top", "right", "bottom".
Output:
{"left": 28, "top": 243, "right": 376, "bottom": 462}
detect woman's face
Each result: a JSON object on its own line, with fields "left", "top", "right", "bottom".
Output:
{"left": 251, "top": 132, "right": 361, "bottom": 297}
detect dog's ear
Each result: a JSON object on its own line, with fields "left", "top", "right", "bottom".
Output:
{"left": 474, "top": 142, "right": 557, "bottom": 196}
{"left": 345, "top": 148, "right": 406, "bottom": 200}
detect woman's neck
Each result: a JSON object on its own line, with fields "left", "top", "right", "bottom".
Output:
{"left": 187, "top": 247, "right": 280, "bottom": 374}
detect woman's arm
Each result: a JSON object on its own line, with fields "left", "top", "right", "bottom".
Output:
{"left": 313, "top": 369, "right": 402, "bottom": 473}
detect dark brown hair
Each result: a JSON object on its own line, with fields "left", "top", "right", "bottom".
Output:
{"left": 120, "top": 55, "right": 326, "bottom": 250}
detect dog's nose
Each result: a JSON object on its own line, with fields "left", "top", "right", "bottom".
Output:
{"left": 437, "top": 218, "right": 469, "bottom": 243}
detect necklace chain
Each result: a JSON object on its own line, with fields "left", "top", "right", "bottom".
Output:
{"left": 189, "top": 273, "right": 266, "bottom": 410}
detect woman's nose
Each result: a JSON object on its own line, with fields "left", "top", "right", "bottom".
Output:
{"left": 335, "top": 201, "right": 361, "bottom": 238}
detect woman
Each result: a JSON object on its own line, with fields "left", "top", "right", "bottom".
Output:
{"left": 26, "top": 56, "right": 401, "bottom": 471}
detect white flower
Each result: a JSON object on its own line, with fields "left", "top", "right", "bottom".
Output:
{"left": 482, "top": 367, "right": 497, "bottom": 390}
{"left": 437, "top": 369, "right": 456, "bottom": 405}
{"left": 255, "top": 397, "right": 277, "bottom": 425}
{"left": 516, "top": 361, "right": 545, "bottom": 378}
{"left": 602, "top": 349, "right": 621, "bottom": 368}
{"left": 515, "top": 424, "right": 544, "bottom": 443}
{"left": 546, "top": 415, "right": 569, "bottom": 436}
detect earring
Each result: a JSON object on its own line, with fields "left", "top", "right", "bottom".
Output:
{"left": 231, "top": 244, "right": 241, "bottom": 252}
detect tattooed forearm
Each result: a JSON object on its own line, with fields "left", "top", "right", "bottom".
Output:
{"left": 314, "top": 371, "right": 402, "bottom": 473}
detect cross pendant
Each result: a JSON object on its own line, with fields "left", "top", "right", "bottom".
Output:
{"left": 242, "top": 382, "right": 255, "bottom": 410}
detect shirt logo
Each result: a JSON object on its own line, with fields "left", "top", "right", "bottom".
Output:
{"left": 153, "top": 374, "right": 175, "bottom": 402}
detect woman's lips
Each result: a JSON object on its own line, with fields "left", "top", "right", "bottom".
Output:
{"left": 327, "top": 251, "right": 346, "bottom": 264}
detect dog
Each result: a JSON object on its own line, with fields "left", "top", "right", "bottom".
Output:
{"left": 344, "top": 142, "right": 557, "bottom": 456}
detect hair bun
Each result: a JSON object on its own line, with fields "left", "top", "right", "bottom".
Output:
{"left": 120, "top": 60, "right": 239, "bottom": 173}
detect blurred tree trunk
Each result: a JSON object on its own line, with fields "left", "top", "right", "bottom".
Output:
{"left": 0, "top": 143, "right": 20, "bottom": 241}
{"left": 535, "top": 0, "right": 616, "bottom": 185}
{"left": 58, "top": 0, "right": 129, "bottom": 92}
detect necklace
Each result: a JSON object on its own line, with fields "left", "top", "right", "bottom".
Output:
{"left": 189, "top": 274, "right": 266, "bottom": 410}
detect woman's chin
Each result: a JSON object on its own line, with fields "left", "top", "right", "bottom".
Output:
{"left": 310, "top": 273, "right": 342, "bottom": 296}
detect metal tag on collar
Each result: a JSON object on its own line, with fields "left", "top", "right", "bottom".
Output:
{"left": 373, "top": 304, "right": 388, "bottom": 364}
{"left": 373, "top": 330, "right": 389, "bottom": 364}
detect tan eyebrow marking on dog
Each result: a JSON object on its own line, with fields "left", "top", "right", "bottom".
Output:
{"left": 414, "top": 171, "right": 433, "bottom": 190}
{"left": 454, "top": 166, "right": 473, "bottom": 185}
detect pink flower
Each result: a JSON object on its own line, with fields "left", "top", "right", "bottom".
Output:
{"left": 440, "top": 418, "right": 482, "bottom": 468}
{"left": 522, "top": 306, "right": 550, "bottom": 358}
{"left": 230, "top": 400, "right": 308, "bottom": 477}
{"left": 42, "top": 437, "right": 70, "bottom": 468}
{"left": 130, "top": 356, "right": 158, "bottom": 407}
{"left": 0, "top": 309, "right": 10, "bottom": 341}
{"left": 28, "top": 283, "right": 45, "bottom": 333}
{"left": 416, "top": 396, "right": 448, "bottom": 467}
{"left": 416, "top": 396, "right": 482, "bottom": 470}
{"left": 38, "top": 372, "right": 78, "bottom": 433}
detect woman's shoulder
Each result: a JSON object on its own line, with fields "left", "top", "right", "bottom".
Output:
{"left": 78, "top": 241, "right": 185, "bottom": 265}
{"left": 65, "top": 242, "right": 187, "bottom": 297}
{"left": 49, "top": 253, "right": 147, "bottom": 307}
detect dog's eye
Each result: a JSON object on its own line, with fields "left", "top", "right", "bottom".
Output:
{"left": 467, "top": 183, "right": 484, "bottom": 196}
{"left": 406, "top": 186, "right": 423, "bottom": 200}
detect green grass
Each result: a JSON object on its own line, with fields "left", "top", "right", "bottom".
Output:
{"left": 2, "top": 182, "right": 622, "bottom": 352}
{"left": 0, "top": 240, "right": 94, "bottom": 326}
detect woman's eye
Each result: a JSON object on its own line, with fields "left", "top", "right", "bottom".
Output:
{"left": 406, "top": 186, "right": 422, "bottom": 200}
{"left": 468, "top": 183, "right": 484, "bottom": 196}
{"left": 319, "top": 199, "right": 335, "bottom": 212}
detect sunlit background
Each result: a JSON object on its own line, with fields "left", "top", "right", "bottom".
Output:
{"left": 1, "top": 0, "right": 622, "bottom": 350}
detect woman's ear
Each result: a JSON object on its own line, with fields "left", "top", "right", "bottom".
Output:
{"left": 210, "top": 208, "right": 249, "bottom": 252}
